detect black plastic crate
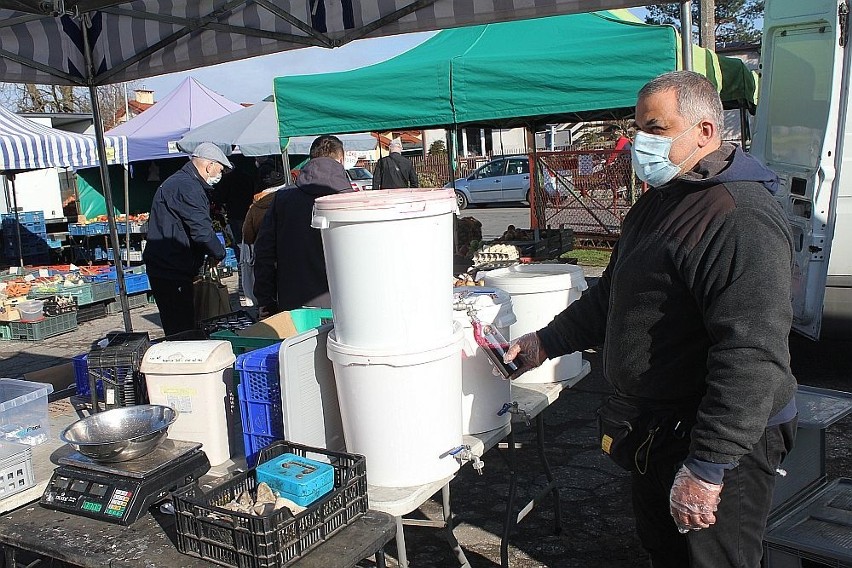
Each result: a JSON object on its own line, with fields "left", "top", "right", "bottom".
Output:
{"left": 86, "top": 332, "right": 150, "bottom": 410}
{"left": 198, "top": 310, "right": 256, "bottom": 337}
{"left": 173, "top": 441, "right": 368, "bottom": 568}
{"left": 76, "top": 301, "right": 108, "bottom": 323}
{"left": 42, "top": 295, "right": 78, "bottom": 318}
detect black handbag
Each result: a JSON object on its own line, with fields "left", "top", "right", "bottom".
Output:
{"left": 596, "top": 396, "right": 691, "bottom": 474}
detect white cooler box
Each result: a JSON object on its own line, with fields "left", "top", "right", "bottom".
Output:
{"left": 141, "top": 340, "right": 237, "bottom": 466}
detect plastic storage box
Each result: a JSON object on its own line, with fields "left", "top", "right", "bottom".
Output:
{"left": 172, "top": 440, "right": 367, "bottom": 568}
{"left": 0, "top": 379, "right": 54, "bottom": 445}
{"left": 0, "top": 441, "right": 35, "bottom": 501}
{"left": 16, "top": 300, "right": 43, "bottom": 322}
{"left": 255, "top": 453, "right": 334, "bottom": 507}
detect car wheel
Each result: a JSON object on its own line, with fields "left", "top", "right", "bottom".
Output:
{"left": 524, "top": 190, "right": 531, "bottom": 205}
{"left": 455, "top": 191, "right": 468, "bottom": 210}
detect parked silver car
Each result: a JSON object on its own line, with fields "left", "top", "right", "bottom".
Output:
{"left": 444, "top": 156, "right": 532, "bottom": 209}
{"left": 347, "top": 167, "right": 373, "bottom": 191}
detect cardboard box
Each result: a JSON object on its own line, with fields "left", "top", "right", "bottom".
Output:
{"left": 0, "top": 306, "right": 20, "bottom": 322}
{"left": 236, "top": 311, "right": 299, "bottom": 340}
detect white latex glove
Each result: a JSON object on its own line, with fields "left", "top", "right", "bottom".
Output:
{"left": 669, "top": 465, "right": 723, "bottom": 533}
{"left": 503, "top": 332, "right": 548, "bottom": 380}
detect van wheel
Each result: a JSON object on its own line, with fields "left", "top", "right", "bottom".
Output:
{"left": 455, "top": 191, "right": 468, "bottom": 210}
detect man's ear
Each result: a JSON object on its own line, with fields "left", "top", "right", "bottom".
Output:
{"left": 697, "top": 120, "right": 716, "bottom": 147}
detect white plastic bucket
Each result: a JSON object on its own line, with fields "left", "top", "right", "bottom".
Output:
{"left": 327, "top": 323, "right": 464, "bottom": 488}
{"left": 483, "top": 264, "right": 588, "bottom": 384}
{"left": 312, "top": 189, "right": 457, "bottom": 350}
{"left": 453, "top": 287, "right": 516, "bottom": 434}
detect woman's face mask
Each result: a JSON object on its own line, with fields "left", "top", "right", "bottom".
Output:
{"left": 631, "top": 121, "right": 701, "bottom": 187}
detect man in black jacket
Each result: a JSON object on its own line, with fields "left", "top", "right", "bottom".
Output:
{"left": 506, "top": 71, "right": 797, "bottom": 568}
{"left": 143, "top": 142, "right": 229, "bottom": 336}
{"left": 372, "top": 139, "right": 418, "bottom": 189}
{"left": 253, "top": 135, "right": 351, "bottom": 318}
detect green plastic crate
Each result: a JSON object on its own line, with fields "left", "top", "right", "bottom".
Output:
{"left": 0, "top": 323, "right": 10, "bottom": 341}
{"left": 105, "top": 292, "right": 149, "bottom": 314}
{"left": 8, "top": 312, "right": 77, "bottom": 341}
{"left": 211, "top": 308, "right": 333, "bottom": 356}
{"left": 28, "top": 280, "right": 115, "bottom": 306}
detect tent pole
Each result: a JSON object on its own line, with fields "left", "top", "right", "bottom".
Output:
{"left": 739, "top": 107, "right": 748, "bottom": 148}
{"left": 9, "top": 175, "right": 23, "bottom": 268}
{"left": 680, "top": 1, "right": 693, "bottom": 71}
{"left": 82, "top": 12, "right": 132, "bottom": 333}
{"left": 446, "top": 127, "right": 457, "bottom": 186}
{"left": 282, "top": 148, "right": 292, "bottom": 185}
{"left": 124, "top": 165, "right": 130, "bottom": 268}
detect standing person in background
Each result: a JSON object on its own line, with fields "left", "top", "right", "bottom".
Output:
{"left": 144, "top": 142, "right": 229, "bottom": 336}
{"left": 505, "top": 71, "right": 797, "bottom": 568}
{"left": 253, "top": 136, "right": 351, "bottom": 318}
{"left": 212, "top": 155, "right": 256, "bottom": 261}
{"left": 372, "top": 138, "right": 418, "bottom": 189}
{"left": 240, "top": 170, "right": 287, "bottom": 306}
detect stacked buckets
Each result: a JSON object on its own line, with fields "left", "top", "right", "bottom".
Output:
{"left": 313, "top": 189, "right": 463, "bottom": 488}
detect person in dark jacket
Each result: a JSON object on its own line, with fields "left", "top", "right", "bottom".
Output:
{"left": 143, "top": 142, "right": 229, "bottom": 336}
{"left": 506, "top": 71, "right": 797, "bottom": 568}
{"left": 253, "top": 136, "right": 351, "bottom": 318}
{"left": 372, "top": 138, "right": 418, "bottom": 189}
{"left": 239, "top": 171, "right": 287, "bottom": 307}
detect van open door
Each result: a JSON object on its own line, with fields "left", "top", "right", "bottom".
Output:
{"left": 750, "top": 0, "right": 851, "bottom": 339}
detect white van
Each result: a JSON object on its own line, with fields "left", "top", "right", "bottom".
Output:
{"left": 751, "top": 0, "right": 851, "bottom": 339}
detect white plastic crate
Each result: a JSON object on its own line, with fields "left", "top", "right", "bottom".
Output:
{"left": 0, "top": 378, "right": 53, "bottom": 445}
{"left": 0, "top": 441, "right": 34, "bottom": 501}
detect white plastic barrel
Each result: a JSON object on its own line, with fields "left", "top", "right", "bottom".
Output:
{"left": 483, "top": 264, "right": 588, "bottom": 384}
{"left": 141, "top": 341, "right": 237, "bottom": 466}
{"left": 327, "top": 323, "right": 464, "bottom": 488}
{"left": 312, "top": 189, "right": 457, "bottom": 350}
{"left": 453, "top": 287, "right": 516, "bottom": 434}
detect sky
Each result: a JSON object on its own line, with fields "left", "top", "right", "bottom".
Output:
{"left": 144, "top": 8, "right": 648, "bottom": 105}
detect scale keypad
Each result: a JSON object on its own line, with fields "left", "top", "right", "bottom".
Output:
{"left": 106, "top": 489, "right": 133, "bottom": 518}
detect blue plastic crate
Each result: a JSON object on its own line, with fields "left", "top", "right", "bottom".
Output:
{"left": 86, "top": 222, "right": 108, "bottom": 236}
{"left": 72, "top": 353, "right": 105, "bottom": 399}
{"left": 215, "top": 232, "right": 225, "bottom": 246}
{"left": 121, "top": 273, "right": 150, "bottom": 295}
{"left": 68, "top": 224, "right": 87, "bottom": 236}
{"left": 242, "top": 431, "right": 280, "bottom": 469}
{"left": 235, "top": 341, "right": 282, "bottom": 401}
{"left": 2, "top": 211, "right": 43, "bottom": 225}
{"left": 238, "top": 383, "right": 283, "bottom": 437}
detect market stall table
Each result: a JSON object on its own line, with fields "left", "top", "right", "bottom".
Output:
{"left": 0, "top": 505, "right": 395, "bottom": 568}
{"left": 368, "top": 360, "right": 591, "bottom": 568}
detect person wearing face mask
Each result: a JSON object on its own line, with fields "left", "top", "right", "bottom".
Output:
{"left": 143, "top": 142, "right": 230, "bottom": 336}
{"left": 253, "top": 135, "right": 352, "bottom": 318}
{"left": 505, "top": 71, "right": 797, "bottom": 568}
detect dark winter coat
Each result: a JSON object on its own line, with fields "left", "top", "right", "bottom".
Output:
{"left": 537, "top": 143, "right": 797, "bottom": 482}
{"left": 252, "top": 157, "right": 351, "bottom": 312}
{"left": 372, "top": 152, "right": 418, "bottom": 189}
{"left": 143, "top": 161, "right": 225, "bottom": 281}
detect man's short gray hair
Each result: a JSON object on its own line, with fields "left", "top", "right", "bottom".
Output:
{"left": 638, "top": 71, "right": 724, "bottom": 134}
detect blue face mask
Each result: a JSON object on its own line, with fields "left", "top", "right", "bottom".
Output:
{"left": 631, "top": 122, "right": 701, "bottom": 187}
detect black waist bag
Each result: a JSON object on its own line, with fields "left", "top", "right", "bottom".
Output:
{"left": 596, "top": 396, "right": 693, "bottom": 474}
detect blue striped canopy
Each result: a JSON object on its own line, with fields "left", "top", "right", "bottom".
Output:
{"left": 0, "top": 105, "right": 128, "bottom": 172}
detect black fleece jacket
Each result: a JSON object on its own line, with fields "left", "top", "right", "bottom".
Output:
{"left": 538, "top": 143, "right": 797, "bottom": 480}
{"left": 252, "top": 157, "right": 351, "bottom": 312}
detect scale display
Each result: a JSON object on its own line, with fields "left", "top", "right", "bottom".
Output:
{"left": 40, "top": 440, "right": 209, "bottom": 526}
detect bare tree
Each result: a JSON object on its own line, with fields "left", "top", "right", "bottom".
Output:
{"left": 0, "top": 81, "right": 139, "bottom": 129}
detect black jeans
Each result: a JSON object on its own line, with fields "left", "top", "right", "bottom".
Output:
{"left": 149, "top": 276, "right": 195, "bottom": 337}
{"left": 631, "top": 419, "right": 796, "bottom": 568}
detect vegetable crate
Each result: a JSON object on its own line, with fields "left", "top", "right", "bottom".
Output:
{"left": 105, "top": 292, "right": 149, "bottom": 314}
{"left": 7, "top": 312, "right": 77, "bottom": 341}
{"left": 172, "top": 441, "right": 368, "bottom": 568}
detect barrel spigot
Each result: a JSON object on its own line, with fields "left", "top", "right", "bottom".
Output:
{"left": 498, "top": 401, "right": 530, "bottom": 426}
{"left": 449, "top": 445, "right": 485, "bottom": 475}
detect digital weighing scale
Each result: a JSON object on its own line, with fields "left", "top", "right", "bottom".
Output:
{"left": 40, "top": 440, "right": 210, "bottom": 526}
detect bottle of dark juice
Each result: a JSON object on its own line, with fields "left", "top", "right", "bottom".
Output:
{"left": 472, "top": 319, "right": 518, "bottom": 379}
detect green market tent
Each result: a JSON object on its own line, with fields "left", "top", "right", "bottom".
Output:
{"left": 274, "top": 10, "right": 757, "bottom": 138}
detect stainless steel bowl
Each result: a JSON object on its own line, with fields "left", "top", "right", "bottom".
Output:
{"left": 60, "top": 405, "right": 178, "bottom": 463}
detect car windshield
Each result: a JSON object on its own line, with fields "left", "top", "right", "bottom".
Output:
{"left": 348, "top": 167, "right": 373, "bottom": 180}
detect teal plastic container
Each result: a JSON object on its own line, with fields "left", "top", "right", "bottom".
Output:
{"left": 255, "top": 453, "right": 334, "bottom": 507}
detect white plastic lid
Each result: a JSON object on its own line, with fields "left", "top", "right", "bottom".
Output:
{"left": 0, "top": 378, "right": 53, "bottom": 411}
{"left": 140, "top": 340, "right": 236, "bottom": 374}
{"left": 312, "top": 188, "right": 457, "bottom": 226}
{"left": 452, "top": 286, "right": 516, "bottom": 328}
{"left": 482, "top": 264, "right": 588, "bottom": 295}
